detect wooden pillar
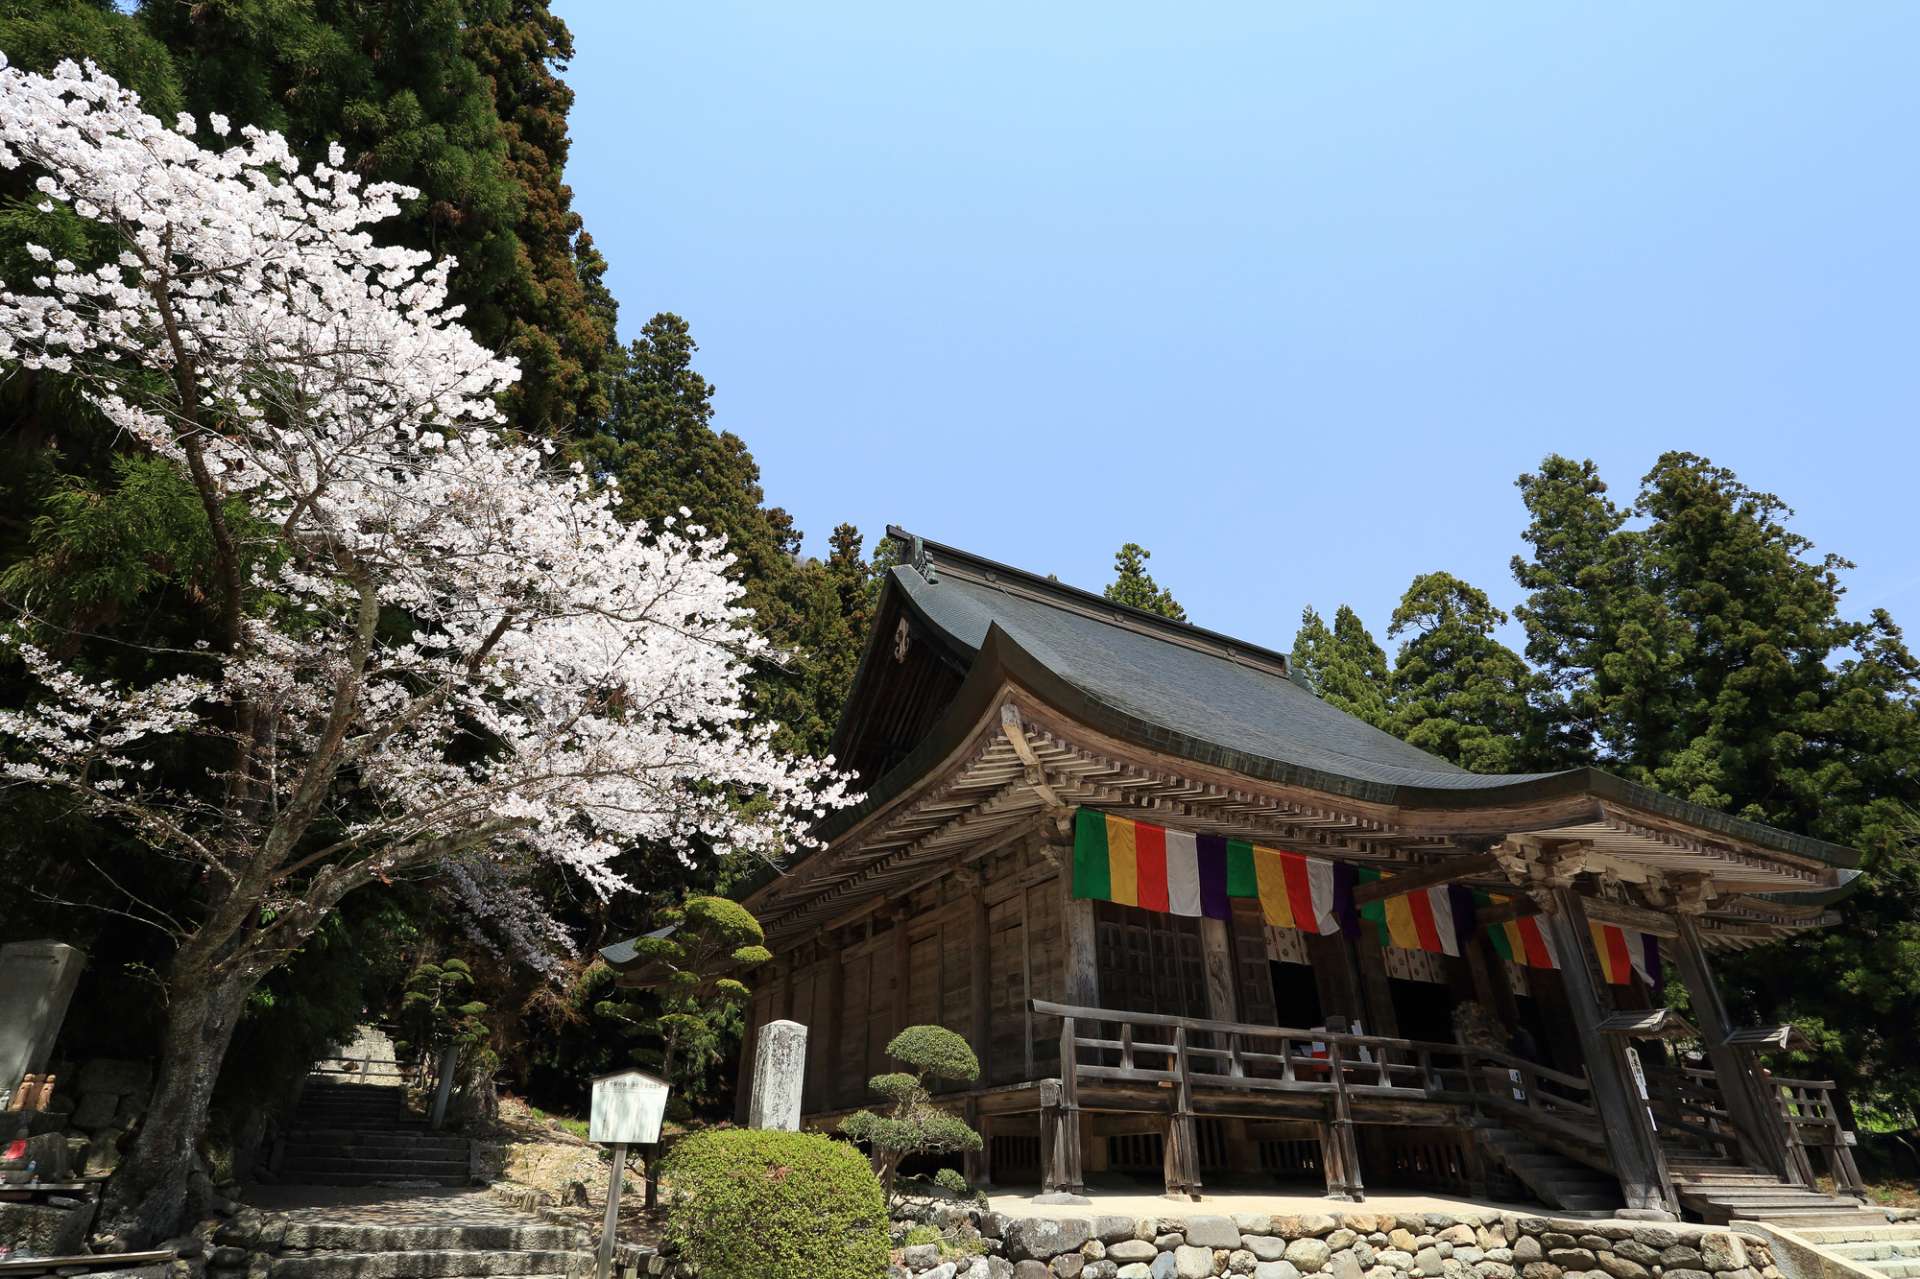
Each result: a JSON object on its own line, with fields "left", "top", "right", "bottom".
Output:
{"left": 1672, "top": 915, "right": 1791, "bottom": 1180}
{"left": 1354, "top": 938, "right": 1400, "bottom": 1039}
{"left": 1306, "top": 932, "right": 1365, "bottom": 1026}
{"left": 1199, "top": 918, "right": 1238, "bottom": 1023}
{"left": 1060, "top": 862, "right": 1099, "bottom": 1009}
{"left": 970, "top": 879, "right": 991, "bottom": 1082}
{"left": 892, "top": 915, "right": 912, "bottom": 1034}
{"left": 1542, "top": 888, "right": 1676, "bottom": 1216}
{"left": 811, "top": 942, "right": 842, "bottom": 1116}
{"left": 733, "top": 996, "right": 764, "bottom": 1125}
{"left": 1465, "top": 933, "right": 1520, "bottom": 1032}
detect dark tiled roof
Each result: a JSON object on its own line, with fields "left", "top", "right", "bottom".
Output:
{"left": 866, "top": 531, "right": 1856, "bottom": 870}
{"left": 894, "top": 565, "right": 1561, "bottom": 793}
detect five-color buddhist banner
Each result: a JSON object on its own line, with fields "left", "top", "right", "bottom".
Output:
{"left": 1072, "top": 808, "right": 1349, "bottom": 932}
{"left": 1355, "top": 868, "right": 1475, "bottom": 957}
{"left": 1073, "top": 809, "right": 1662, "bottom": 985}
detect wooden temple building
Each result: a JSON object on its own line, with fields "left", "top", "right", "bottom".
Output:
{"left": 686, "top": 531, "right": 1870, "bottom": 1220}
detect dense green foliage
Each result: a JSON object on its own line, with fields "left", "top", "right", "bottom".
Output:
{"left": 1104, "top": 542, "right": 1188, "bottom": 621}
{"left": 1291, "top": 604, "right": 1393, "bottom": 728}
{"left": 619, "top": 896, "right": 769, "bottom": 1107}
{"left": 1283, "top": 451, "right": 1920, "bottom": 1122}
{"left": 839, "top": 1025, "right": 983, "bottom": 1201}
{"left": 661, "top": 1129, "right": 889, "bottom": 1279}
{"left": 0, "top": 0, "right": 884, "bottom": 1160}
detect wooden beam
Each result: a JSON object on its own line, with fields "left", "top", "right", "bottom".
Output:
{"left": 1474, "top": 895, "right": 1545, "bottom": 927}
{"left": 1350, "top": 852, "right": 1501, "bottom": 906}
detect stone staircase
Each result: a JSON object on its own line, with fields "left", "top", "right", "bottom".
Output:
{"left": 1785, "top": 1221, "right": 1920, "bottom": 1279}
{"left": 1475, "top": 1124, "right": 1624, "bottom": 1214}
{"left": 265, "top": 1214, "right": 593, "bottom": 1279}
{"left": 278, "top": 1082, "right": 471, "bottom": 1187}
{"left": 1665, "top": 1148, "right": 1881, "bottom": 1227}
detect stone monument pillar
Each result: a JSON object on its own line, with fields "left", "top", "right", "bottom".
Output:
{"left": 746, "top": 1019, "right": 807, "bottom": 1131}
{"left": 0, "top": 941, "right": 86, "bottom": 1103}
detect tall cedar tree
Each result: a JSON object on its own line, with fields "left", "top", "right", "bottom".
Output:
{"left": 1105, "top": 542, "right": 1188, "bottom": 621}
{"left": 1512, "top": 452, "right": 1920, "bottom": 1113}
{"left": 1387, "top": 572, "right": 1545, "bottom": 774}
{"left": 1290, "top": 605, "right": 1393, "bottom": 728}
{"left": 139, "top": 0, "right": 611, "bottom": 436}
{"left": 577, "top": 314, "right": 860, "bottom": 756}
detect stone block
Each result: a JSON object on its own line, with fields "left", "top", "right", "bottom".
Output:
{"left": 1235, "top": 1217, "right": 1274, "bottom": 1239}
{"left": 1376, "top": 1252, "right": 1414, "bottom": 1272}
{"left": 1390, "top": 1232, "right": 1420, "bottom": 1254}
{"left": 1414, "top": 1249, "right": 1441, "bottom": 1278}
{"left": 1329, "top": 1232, "right": 1359, "bottom": 1251}
{"left": 1661, "top": 1271, "right": 1712, "bottom": 1279}
{"left": 1173, "top": 1247, "right": 1214, "bottom": 1279}
{"left": 1594, "top": 1254, "right": 1646, "bottom": 1279}
{"left": 1084, "top": 1242, "right": 1108, "bottom": 1261}
{"left": 1699, "top": 1237, "right": 1746, "bottom": 1272}
{"left": 1301, "top": 1218, "right": 1339, "bottom": 1239}
{"left": 1342, "top": 1217, "right": 1381, "bottom": 1236}
{"left": 1010, "top": 1219, "right": 1093, "bottom": 1263}
{"left": 745, "top": 1020, "right": 806, "bottom": 1131}
{"left": 1157, "top": 1236, "right": 1188, "bottom": 1252}
{"left": 1085, "top": 1265, "right": 1117, "bottom": 1279}
{"left": 0, "top": 943, "right": 85, "bottom": 1098}
{"left": 1254, "top": 1264, "right": 1299, "bottom": 1279}
{"left": 1286, "top": 1239, "right": 1332, "bottom": 1273}
{"left": 1576, "top": 1239, "right": 1611, "bottom": 1254}
{"left": 1519, "top": 1265, "right": 1561, "bottom": 1279}
{"left": 1511, "top": 1239, "right": 1542, "bottom": 1265}
{"left": 905, "top": 1244, "right": 942, "bottom": 1270}
{"left": 1228, "top": 1252, "right": 1256, "bottom": 1275}
{"left": 1116, "top": 1267, "right": 1152, "bottom": 1279}
{"left": 71, "top": 1090, "right": 122, "bottom": 1131}
{"left": 1441, "top": 1229, "right": 1477, "bottom": 1248}
{"left": 1629, "top": 1229, "right": 1679, "bottom": 1252}
{"left": 1100, "top": 1218, "right": 1142, "bottom": 1245}
{"left": 1327, "top": 1251, "right": 1364, "bottom": 1279}
{"left": 1660, "top": 1248, "right": 1705, "bottom": 1268}
{"left": 1017, "top": 1263, "right": 1051, "bottom": 1279}
{"left": 1111, "top": 1243, "right": 1160, "bottom": 1263}
{"left": 1246, "top": 1239, "right": 1288, "bottom": 1263}
{"left": 1054, "top": 1256, "right": 1086, "bottom": 1279}
{"left": 76, "top": 1057, "right": 149, "bottom": 1097}
{"left": 1473, "top": 1266, "right": 1516, "bottom": 1279}
{"left": 1188, "top": 1218, "right": 1242, "bottom": 1250}
{"left": 1546, "top": 1253, "right": 1595, "bottom": 1271}
{"left": 1152, "top": 1254, "right": 1178, "bottom": 1279}
{"left": 1541, "top": 1237, "right": 1577, "bottom": 1252}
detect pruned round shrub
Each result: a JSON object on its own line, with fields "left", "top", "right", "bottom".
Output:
{"left": 884, "top": 1024, "right": 979, "bottom": 1082}
{"left": 662, "top": 1128, "right": 887, "bottom": 1279}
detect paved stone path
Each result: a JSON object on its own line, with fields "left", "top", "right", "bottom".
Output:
{"left": 247, "top": 1187, "right": 545, "bottom": 1228}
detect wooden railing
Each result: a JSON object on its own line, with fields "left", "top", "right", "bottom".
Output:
{"left": 1770, "top": 1075, "right": 1866, "bottom": 1196}
{"left": 1640, "top": 1064, "right": 1740, "bottom": 1160}
{"left": 1028, "top": 998, "right": 1605, "bottom": 1200}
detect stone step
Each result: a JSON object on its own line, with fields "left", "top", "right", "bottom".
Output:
{"left": 283, "top": 1145, "right": 469, "bottom": 1163}
{"left": 1827, "top": 1241, "right": 1920, "bottom": 1261}
{"left": 1730, "top": 1210, "right": 1896, "bottom": 1229}
{"left": 271, "top": 1251, "right": 586, "bottom": 1279}
{"left": 280, "top": 1225, "right": 588, "bottom": 1253}
{"left": 1794, "top": 1227, "right": 1920, "bottom": 1246}
{"left": 283, "top": 1133, "right": 468, "bottom": 1151}
{"left": 271, "top": 1171, "right": 470, "bottom": 1187}
{"left": 280, "top": 1152, "right": 468, "bottom": 1167}
{"left": 1873, "top": 1262, "right": 1920, "bottom": 1278}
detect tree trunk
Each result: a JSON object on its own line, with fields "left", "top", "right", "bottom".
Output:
{"left": 98, "top": 950, "right": 258, "bottom": 1246}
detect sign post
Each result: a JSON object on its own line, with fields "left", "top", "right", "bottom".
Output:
{"left": 589, "top": 1069, "right": 669, "bottom": 1279}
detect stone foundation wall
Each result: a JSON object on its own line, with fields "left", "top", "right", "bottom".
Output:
{"left": 889, "top": 1207, "right": 1780, "bottom": 1279}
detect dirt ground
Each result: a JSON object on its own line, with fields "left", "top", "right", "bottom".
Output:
{"left": 472, "top": 1096, "right": 666, "bottom": 1248}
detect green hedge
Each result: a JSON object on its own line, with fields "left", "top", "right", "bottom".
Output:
{"left": 661, "top": 1128, "right": 888, "bottom": 1279}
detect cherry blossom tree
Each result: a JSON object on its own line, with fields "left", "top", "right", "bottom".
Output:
{"left": 0, "top": 57, "right": 851, "bottom": 1243}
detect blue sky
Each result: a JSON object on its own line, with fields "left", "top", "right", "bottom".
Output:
{"left": 559, "top": 3, "right": 1920, "bottom": 657}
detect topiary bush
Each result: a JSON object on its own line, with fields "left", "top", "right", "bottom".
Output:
{"left": 661, "top": 1128, "right": 887, "bottom": 1279}
{"left": 838, "top": 1024, "right": 983, "bottom": 1202}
